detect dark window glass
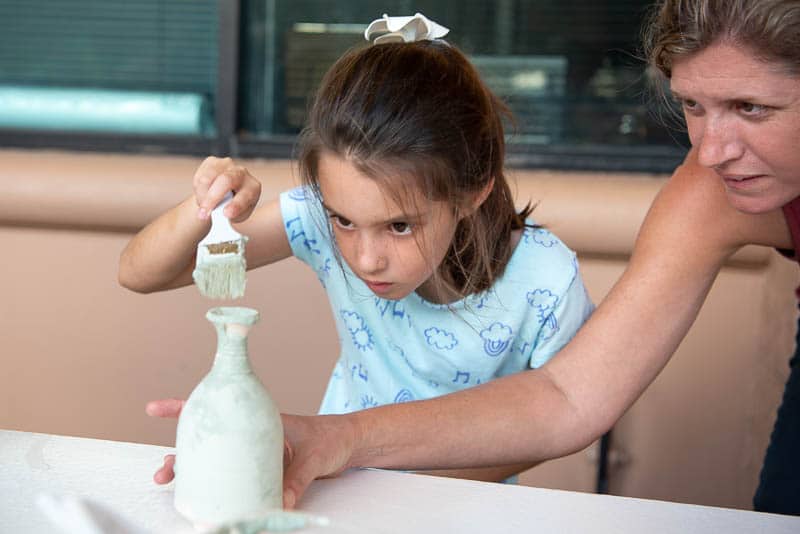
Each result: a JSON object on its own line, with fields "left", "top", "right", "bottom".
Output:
{"left": 0, "top": 0, "right": 218, "bottom": 136}
{"left": 239, "top": 0, "right": 688, "bottom": 172}
{"left": 0, "top": 1, "right": 688, "bottom": 171}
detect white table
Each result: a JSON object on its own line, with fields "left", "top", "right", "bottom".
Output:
{"left": 2, "top": 430, "right": 799, "bottom": 533}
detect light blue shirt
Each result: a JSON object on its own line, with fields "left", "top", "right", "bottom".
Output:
{"left": 281, "top": 187, "right": 595, "bottom": 415}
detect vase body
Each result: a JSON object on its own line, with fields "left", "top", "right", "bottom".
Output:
{"left": 174, "top": 307, "right": 283, "bottom": 526}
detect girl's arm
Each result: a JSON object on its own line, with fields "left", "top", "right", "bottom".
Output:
{"left": 280, "top": 150, "right": 791, "bottom": 508}
{"left": 118, "top": 157, "right": 292, "bottom": 293}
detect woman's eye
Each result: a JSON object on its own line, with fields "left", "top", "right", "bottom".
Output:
{"left": 390, "top": 221, "right": 413, "bottom": 235}
{"left": 737, "top": 101, "right": 766, "bottom": 115}
{"left": 332, "top": 215, "right": 354, "bottom": 229}
{"left": 679, "top": 98, "right": 698, "bottom": 111}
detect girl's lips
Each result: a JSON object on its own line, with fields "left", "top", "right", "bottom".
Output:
{"left": 365, "top": 280, "right": 393, "bottom": 294}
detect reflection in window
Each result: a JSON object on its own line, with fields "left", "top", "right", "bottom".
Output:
{"left": 240, "top": 0, "right": 688, "bottom": 157}
{"left": 0, "top": 0, "right": 218, "bottom": 136}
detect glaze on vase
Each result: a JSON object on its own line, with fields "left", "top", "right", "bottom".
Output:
{"left": 174, "top": 307, "right": 283, "bottom": 527}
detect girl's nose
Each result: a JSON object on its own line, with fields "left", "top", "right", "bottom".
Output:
{"left": 695, "top": 117, "right": 745, "bottom": 170}
{"left": 355, "top": 234, "right": 388, "bottom": 274}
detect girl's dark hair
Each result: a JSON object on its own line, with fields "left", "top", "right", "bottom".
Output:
{"left": 298, "top": 40, "right": 532, "bottom": 298}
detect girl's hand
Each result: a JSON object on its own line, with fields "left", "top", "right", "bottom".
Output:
{"left": 193, "top": 156, "right": 262, "bottom": 223}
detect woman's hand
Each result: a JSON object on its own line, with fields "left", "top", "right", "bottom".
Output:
{"left": 280, "top": 414, "right": 358, "bottom": 509}
{"left": 145, "top": 399, "right": 356, "bottom": 509}
{"left": 144, "top": 398, "right": 185, "bottom": 484}
{"left": 193, "top": 156, "right": 262, "bottom": 223}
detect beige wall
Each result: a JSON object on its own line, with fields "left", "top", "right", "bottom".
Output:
{"left": 0, "top": 149, "right": 796, "bottom": 510}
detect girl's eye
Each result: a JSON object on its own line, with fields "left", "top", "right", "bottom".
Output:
{"left": 390, "top": 221, "right": 413, "bottom": 235}
{"left": 331, "top": 215, "right": 354, "bottom": 229}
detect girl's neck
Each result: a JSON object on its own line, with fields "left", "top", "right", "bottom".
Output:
{"left": 415, "top": 228, "right": 523, "bottom": 305}
{"left": 415, "top": 275, "right": 463, "bottom": 305}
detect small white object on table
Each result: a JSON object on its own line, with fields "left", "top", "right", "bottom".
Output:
{"left": 2, "top": 430, "right": 799, "bottom": 533}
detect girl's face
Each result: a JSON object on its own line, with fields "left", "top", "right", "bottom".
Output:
{"left": 317, "top": 152, "right": 460, "bottom": 303}
{"left": 670, "top": 41, "right": 800, "bottom": 214}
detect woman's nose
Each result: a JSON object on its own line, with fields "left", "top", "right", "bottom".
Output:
{"left": 695, "top": 117, "right": 745, "bottom": 169}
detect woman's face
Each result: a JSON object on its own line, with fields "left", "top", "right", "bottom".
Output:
{"left": 670, "top": 41, "right": 800, "bottom": 214}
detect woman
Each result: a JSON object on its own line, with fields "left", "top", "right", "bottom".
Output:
{"left": 150, "top": 0, "right": 800, "bottom": 514}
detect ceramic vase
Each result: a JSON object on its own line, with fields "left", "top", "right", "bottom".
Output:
{"left": 174, "top": 307, "right": 283, "bottom": 527}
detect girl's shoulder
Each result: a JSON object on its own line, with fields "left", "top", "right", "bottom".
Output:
{"left": 498, "top": 224, "right": 580, "bottom": 293}
{"left": 515, "top": 224, "right": 576, "bottom": 263}
{"left": 279, "top": 186, "right": 335, "bottom": 263}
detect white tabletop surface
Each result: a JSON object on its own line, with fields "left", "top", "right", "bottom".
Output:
{"left": 2, "top": 429, "right": 799, "bottom": 533}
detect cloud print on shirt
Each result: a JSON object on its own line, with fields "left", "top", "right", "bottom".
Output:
{"left": 480, "top": 322, "right": 513, "bottom": 357}
{"left": 527, "top": 289, "right": 559, "bottom": 323}
{"left": 531, "top": 228, "right": 558, "bottom": 247}
{"left": 424, "top": 326, "right": 458, "bottom": 350}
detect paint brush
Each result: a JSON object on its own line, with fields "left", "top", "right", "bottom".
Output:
{"left": 192, "top": 191, "right": 247, "bottom": 299}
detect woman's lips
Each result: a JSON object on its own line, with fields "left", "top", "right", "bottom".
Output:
{"left": 721, "top": 174, "right": 766, "bottom": 190}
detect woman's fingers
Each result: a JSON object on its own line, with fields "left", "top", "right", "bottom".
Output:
{"left": 145, "top": 398, "right": 185, "bottom": 419}
{"left": 280, "top": 414, "right": 355, "bottom": 509}
{"left": 154, "top": 454, "right": 176, "bottom": 484}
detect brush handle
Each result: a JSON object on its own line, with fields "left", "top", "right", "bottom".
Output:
{"left": 201, "top": 191, "right": 242, "bottom": 244}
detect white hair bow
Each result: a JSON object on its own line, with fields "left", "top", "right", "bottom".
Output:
{"left": 364, "top": 13, "right": 450, "bottom": 44}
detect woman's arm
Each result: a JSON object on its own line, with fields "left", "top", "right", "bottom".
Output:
{"left": 414, "top": 462, "right": 541, "bottom": 483}
{"left": 280, "top": 151, "right": 791, "bottom": 508}
{"left": 118, "top": 157, "right": 292, "bottom": 293}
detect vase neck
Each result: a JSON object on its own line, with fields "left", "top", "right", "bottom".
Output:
{"left": 212, "top": 323, "right": 252, "bottom": 373}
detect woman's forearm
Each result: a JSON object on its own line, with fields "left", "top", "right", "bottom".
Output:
{"left": 343, "top": 264, "right": 721, "bottom": 470}
{"left": 342, "top": 165, "right": 740, "bottom": 471}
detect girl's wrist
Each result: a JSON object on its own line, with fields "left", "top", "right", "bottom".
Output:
{"left": 177, "top": 195, "right": 211, "bottom": 235}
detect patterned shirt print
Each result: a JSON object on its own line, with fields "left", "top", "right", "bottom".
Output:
{"left": 280, "top": 187, "right": 595, "bottom": 415}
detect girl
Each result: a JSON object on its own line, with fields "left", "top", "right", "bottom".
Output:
{"left": 123, "top": 17, "right": 594, "bottom": 484}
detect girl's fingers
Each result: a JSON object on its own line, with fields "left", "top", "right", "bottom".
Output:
{"left": 154, "top": 454, "right": 176, "bottom": 484}
{"left": 145, "top": 398, "right": 186, "bottom": 418}
{"left": 202, "top": 171, "right": 238, "bottom": 215}
{"left": 226, "top": 177, "right": 261, "bottom": 223}
{"left": 193, "top": 156, "right": 232, "bottom": 208}
{"left": 195, "top": 163, "right": 260, "bottom": 222}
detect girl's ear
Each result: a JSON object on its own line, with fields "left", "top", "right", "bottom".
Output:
{"left": 465, "top": 177, "right": 495, "bottom": 215}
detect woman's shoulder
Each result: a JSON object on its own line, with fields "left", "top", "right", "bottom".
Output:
{"left": 656, "top": 151, "right": 790, "bottom": 251}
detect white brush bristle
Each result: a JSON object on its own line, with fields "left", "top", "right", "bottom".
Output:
{"left": 193, "top": 239, "right": 247, "bottom": 299}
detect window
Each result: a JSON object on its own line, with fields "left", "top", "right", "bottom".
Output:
{"left": 0, "top": 0, "right": 219, "bottom": 153}
{"left": 0, "top": 0, "right": 688, "bottom": 172}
